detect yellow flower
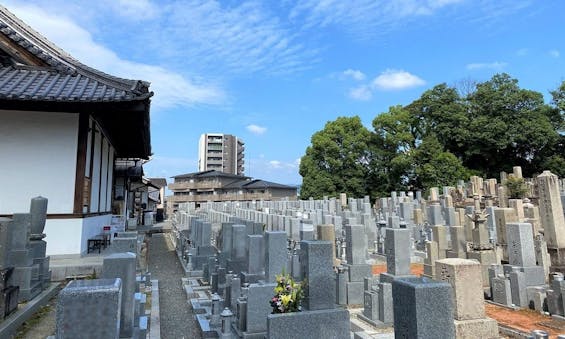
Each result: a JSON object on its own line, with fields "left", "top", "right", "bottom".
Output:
{"left": 280, "top": 294, "right": 292, "bottom": 305}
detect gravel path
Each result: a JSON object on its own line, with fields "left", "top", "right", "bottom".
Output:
{"left": 148, "top": 232, "right": 201, "bottom": 339}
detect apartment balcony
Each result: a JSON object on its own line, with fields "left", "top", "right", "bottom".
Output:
{"left": 167, "top": 192, "right": 273, "bottom": 203}
{"left": 169, "top": 181, "right": 219, "bottom": 190}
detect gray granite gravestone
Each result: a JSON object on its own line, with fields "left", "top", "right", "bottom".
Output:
{"left": 300, "top": 241, "right": 335, "bottom": 311}
{"left": 102, "top": 252, "right": 136, "bottom": 337}
{"left": 56, "top": 278, "right": 122, "bottom": 339}
{"left": 264, "top": 231, "right": 287, "bottom": 282}
{"left": 392, "top": 277, "right": 455, "bottom": 339}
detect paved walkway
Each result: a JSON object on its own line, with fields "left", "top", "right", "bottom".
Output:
{"left": 148, "top": 231, "right": 200, "bottom": 339}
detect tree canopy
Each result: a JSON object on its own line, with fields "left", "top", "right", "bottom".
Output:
{"left": 300, "top": 74, "right": 565, "bottom": 199}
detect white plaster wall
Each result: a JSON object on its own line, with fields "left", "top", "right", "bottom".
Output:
{"left": 44, "top": 218, "right": 83, "bottom": 255}
{"left": 80, "top": 214, "right": 112, "bottom": 253}
{"left": 44, "top": 214, "right": 112, "bottom": 255}
{"left": 0, "top": 111, "right": 78, "bottom": 214}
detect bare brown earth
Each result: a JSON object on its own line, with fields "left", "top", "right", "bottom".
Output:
{"left": 371, "top": 263, "right": 565, "bottom": 337}
{"left": 371, "top": 263, "right": 424, "bottom": 276}
{"left": 485, "top": 303, "right": 565, "bottom": 337}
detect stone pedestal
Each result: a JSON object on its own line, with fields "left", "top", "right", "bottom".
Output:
{"left": 56, "top": 279, "right": 122, "bottom": 339}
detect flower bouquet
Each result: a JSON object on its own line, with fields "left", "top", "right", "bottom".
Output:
{"left": 270, "top": 272, "right": 303, "bottom": 313}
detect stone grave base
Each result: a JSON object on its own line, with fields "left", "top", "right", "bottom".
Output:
{"left": 357, "top": 313, "right": 392, "bottom": 328}
{"left": 267, "top": 308, "right": 350, "bottom": 339}
{"left": 240, "top": 272, "right": 264, "bottom": 284}
{"left": 454, "top": 317, "right": 499, "bottom": 339}
{"left": 466, "top": 250, "right": 497, "bottom": 287}
{"left": 347, "top": 281, "right": 363, "bottom": 305}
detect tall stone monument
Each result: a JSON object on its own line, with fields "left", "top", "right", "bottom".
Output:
{"left": 536, "top": 171, "right": 565, "bottom": 270}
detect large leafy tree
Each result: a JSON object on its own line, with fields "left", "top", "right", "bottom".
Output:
{"left": 299, "top": 116, "right": 374, "bottom": 199}
{"left": 300, "top": 74, "right": 565, "bottom": 199}
{"left": 464, "top": 73, "right": 558, "bottom": 177}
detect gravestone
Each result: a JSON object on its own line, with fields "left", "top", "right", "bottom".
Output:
{"left": 102, "top": 252, "right": 136, "bottom": 337}
{"left": 435, "top": 258, "right": 499, "bottom": 338}
{"left": 300, "top": 241, "right": 335, "bottom": 311}
{"left": 241, "top": 235, "right": 265, "bottom": 284}
{"left": 446, "top": 226, "right": 466, "bottom": 259}
{"left": 243, "top": 282, "right": 277, "bottom": 337}
{"left": 536, "top": 171, "right": 565, "bottom": 268}
{"left": 56, "top": 279, "right": 122, "bottom": 339}
{"left": 317, "top": 224, "right": 337, "bottom": 265}
{"left": 384, "top": 228, "right": 411, "bottom": 277}
{"left": 506, "top": 222, "right": 545, "bottom": 287}
{"left": 264, "top": 232, "right": 287, "bottom": 283}
{"left": 392, "top": 277, "right": 454, "bottom": 339}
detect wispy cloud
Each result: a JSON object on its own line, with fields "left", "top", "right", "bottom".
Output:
{"left": 269, "top": 160, "right": 283, "bottom": 169}
{"left": 372, "top": 69, "right": 426, "bottom": 90}
{"left": 6, "top": 3, "right": 224, "bottom": 110}
{"left": 549, "top": 49, "right": 560, "bottom": 58}
{"left": 268, "top": 159, "right": 299, "bottom": 169}
{"left": 158, "top": 1, "right": 316, "bottom": 75}
{"left": 342, "top": 69, "right": 366, "bottom": 81}
{"left": 289, "top": 0, "right": 464, "bottom": 39}
{"left": 349, "top": 85, "right": 373, "bottom": 101}
{"left": 106, "top": 0, "right": 159, "bottom": 20}
{"left": 246, "top": 124, "right": 268, "bottom": 135}
{"left": 466, "top": 62, "right": 508, "bottom": 70}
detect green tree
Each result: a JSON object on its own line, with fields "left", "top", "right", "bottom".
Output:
{"left": 504, "top": 176, "right": 529, "bottom": 199}
{"left": 464, "top": 73, "right": 558, "bottom": 177}
{"left": 299, "top": 116, "right": 373, "bottom": 199}
{"left": 413, "top": 135, "right": 471, "bottom": 191}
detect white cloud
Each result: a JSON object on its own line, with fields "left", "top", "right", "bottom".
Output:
{"left": 549, "top": 49, "right": 560, "bottom": 58}
{"left": 107, "top": 0, "right": 159, "bottom": 20}
{"left": 246, "top": 124, "right": 267, "bottom": 135}
{"left": 7, "top": 3, "right": 224, "bottom": 110}
{"left": 342, "top": 69, "right": 366, "bottom": 81}
{"left": 349, "top": 85, "right": 373, "bottom": 101}
{"left": 372, "top": 69, "right": 426, "bottom": 90}
{"left": 269, "top": 160, "right": 283, "bottom": 169}
{"left": 268, "top": 159, "right": 299, "bottom": 169}
{"left": 466, "top": 62, "right": 507, "bottom": 70}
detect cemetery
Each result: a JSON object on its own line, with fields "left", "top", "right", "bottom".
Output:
{"left": 157, "top": 166, "right": 565, "bottom": 338}
{"left": 2, "top": 2, "right": 565, "bottom": 339}
{"left": 3, "top": 167, "right": 565, "bottom": 338}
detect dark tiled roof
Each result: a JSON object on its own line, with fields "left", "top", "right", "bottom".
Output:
{"left": 0, "top": 66, "right": 151, "bottom": 102}
{"left": 242, "top": 179, "right": 297, "bottom": 190}
{"left": 148, "top": 178, "right": 167, "bottom": 188}
{"left": 0, "top": 6, "right": 152, "bottom": 102}
{"left": 172, "top": 170, "right": 249, "bottom": 180}
{"left": 223, "top": 179, "right": 296, "bottom": 190}
{"left": 0, "top": 6, "right": 152, "bottom": 159}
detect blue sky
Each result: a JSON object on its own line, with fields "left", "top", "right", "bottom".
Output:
{"left": 4, "top": 1, "right": 565, "bottom": 185}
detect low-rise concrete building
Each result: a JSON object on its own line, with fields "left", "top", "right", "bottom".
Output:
{"left": 167, "top": 170, "right": 297, "bottom": 213}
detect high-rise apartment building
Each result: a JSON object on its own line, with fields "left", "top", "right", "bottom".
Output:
{"left": 198, "top": 133, "right": 245, "bottom": 175}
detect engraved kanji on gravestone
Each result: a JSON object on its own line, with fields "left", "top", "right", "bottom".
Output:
{"left": 439, "top": 265, "right": 453, "bottom": 285}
